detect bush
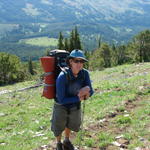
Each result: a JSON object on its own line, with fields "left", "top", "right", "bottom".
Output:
{"left": 0, "top": 52, "right": 25, "bottom": 85}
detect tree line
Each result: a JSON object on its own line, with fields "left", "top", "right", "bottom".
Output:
{"left": 88, "top": 29, "right": 150, "bottom": 70}
{"left": 0, "top": 28, "right": 150, "bottom": 85}
{"left": 57, "top": 26, "right": 82, "bottom": 52}
{"left": 57, "top": 28, "right": 150, "bottom": 70}
{"left": 0, "top": 53, "right": 40, "bottom": 85}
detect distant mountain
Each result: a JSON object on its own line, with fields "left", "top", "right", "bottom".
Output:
{"left": 0, "top": 0, "right": 150, "bottom": 25}
{"left": 0, "top": 0, "right": 150, "bottom": 51}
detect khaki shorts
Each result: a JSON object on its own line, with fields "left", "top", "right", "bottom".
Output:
{"left": 51, "top": 103, "right": 81, "bottom": 137}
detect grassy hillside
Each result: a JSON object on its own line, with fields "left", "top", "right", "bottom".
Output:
{"left": 0, "top": 63, "right": 150, "bottom": 150}
{"left": 19, "top": 37, "right": 58, "bottom": 47}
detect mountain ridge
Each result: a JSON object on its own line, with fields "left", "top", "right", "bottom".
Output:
{"left": 0, "top": 0, "right": 150, "bottom": 52}
{"left": 0, "top": 0, "right": 150, "bottom": 25}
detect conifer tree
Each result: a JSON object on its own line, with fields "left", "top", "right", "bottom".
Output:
{"left": 74, "top": 26, "right": 82, "bottom": 49}
{"left": 98, "top": 35, "right": 102, "bottom": 48}
{"left": 69, "top": 30, "right": 74, "bottom": 52}
{"left": 64, "top": 38, "right": 69, "bottom": 51}
{"left": 89, "top": 48, "right": 104, "bottom": 71}
{"left": 28, "top": 57, "right": 34, "bottom": 75}
{"left": 134, "top": 30, "right": 150, "bottom": 62}
{"left": 111, "top": 43, "right": 118, "bottom": 66}
{"left": 58, "top": 32, "right": 64, "bottom": 50}
{"left": 117, "top": 45, "right": 127, "bottom": 65}
{"left": 84, "top": 50, "right": 91, "bottom": 69}
{"left": 126, "top": 29, "right": 150, "bottom": 63}
{"left": 0, "top": 52, "right": 25, "bottom": 85}
{"left": 100, "top": 43, "right": 111, "bottom": 68}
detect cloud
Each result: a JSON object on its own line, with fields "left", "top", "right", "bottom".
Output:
{"left": 41, "top": 0, "right": 53, "bottom": 5}
{"left": 22, "top": 3, "right": 40, "bottom": 16}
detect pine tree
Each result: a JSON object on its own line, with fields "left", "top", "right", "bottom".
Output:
{"left": 126, "top": 29, "right": 150, "bottom": 63}
{"left": 0, "top": 52, "right": 25, "bottom": 85}
{"left": 58, "top": 32, "right": 64, "bottom": 50}
{"left": 69, "top": 30, "right": 74, "bottom": 52}
{"left": 117, "top": 45, "right": 127, "bottom": 65}
{"left": 100, "top": 43, "right": 111, "bottom": 68}
{"left": 74, "top": 26, "right": 82, "bottom": 49}
{"left": 89, "top": 48, "right": 104, "bottom": 71}
{"left": 84, "top": 50, "right": 91, "bottom": 69}
{"left": 134, "top": 30, "right": 150, "bottom": 62}
{"left": 64, "top": 38, "right": 69, "bottom": 51}
{"left": 28, "top": 57, "right": 34, "bottom": 75}
{"left": 111, "top": 43, "right": 118, "bottom": 66}
{"left": 98, "top": 35, "right": 102, "bottom": 48}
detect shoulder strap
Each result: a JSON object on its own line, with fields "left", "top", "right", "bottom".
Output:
{"left": 61, "top": 67, "right": 71, "bottom": 82}
{"left": 80, "top": 69, "right": 86, "bottom": 81}
{"left": 62, "top": 68, "right": 86, "bottom": 83}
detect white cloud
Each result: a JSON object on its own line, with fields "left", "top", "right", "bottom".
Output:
{"left": 22, "top": 3, "right": 40, "bottom": 16}
{"left": 41, "top": 0, "right": 53, "bottom": 5}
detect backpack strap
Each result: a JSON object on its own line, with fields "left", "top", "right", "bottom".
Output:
{"left": 61, "top": 67, "right": 71, "bottom": 82}
{"left": 63, "top": 68, "right": 86, "bottom": 83}
{"left": 81, "top": 69, "right": 86, "bottom": 82}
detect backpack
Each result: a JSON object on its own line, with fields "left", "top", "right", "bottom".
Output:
{"left": 40, "top": 49, "right": 69, "bottom": 99}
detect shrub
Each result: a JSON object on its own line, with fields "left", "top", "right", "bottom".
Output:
{"left": 0, "top": 52, "right": 25, "bottom": 85}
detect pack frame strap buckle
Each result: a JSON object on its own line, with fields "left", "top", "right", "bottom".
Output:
{"left": 44, "top": 84, "right": 55, "bottom": 87}
{"left": 44, "top": 72, "right": 53, "bottom": 76}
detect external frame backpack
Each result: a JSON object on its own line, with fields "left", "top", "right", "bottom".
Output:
{"left": 40, "top": 49, "right": 69, "bottom": 99}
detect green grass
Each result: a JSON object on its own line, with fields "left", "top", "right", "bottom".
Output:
{"left": 98, "top": 132, "right": 114, "bottom": 148}
{"left": 0, "top": 63, "right": 150, "bottom": 149}
{"left": 19, "top": 37, "right": 58, "bottom": 47}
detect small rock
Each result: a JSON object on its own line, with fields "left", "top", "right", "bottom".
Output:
{"left": 134, "top": 147, "right": 141, "bottom": 150}
{"left": 0, "top": 113, "right": 5, "bottom": 117}
{"left": 43, "top": 137, "right": 48, "bottom": 140}
{"left": 35, "top": 120, "right": 39, "bottom": 124}
{"left": 41, "top": 145, "right": 47, "bottom": 148}
{"left": 112, "top": 141, "right": 121, "bottom": 147}
{"left": 0, "top": 143, "right": 6, "bottom": 146}
{"left": 117, "top": 138, "right": 129, "bottom": 145}
{"left": 139, "top": 137, "right": 146, "bottom": 141}
{"left": 33, "top": 132, "right": 45, "bottom": 137}
{"left": 99, "top": 118, "right": 106, "bottom": 123}
{"left": 139, "top": 86, "right": 144, "bottom": 90}
{"left": 17, "top": 131, "right": 25, "bottom": 135}
{"left": 115, "top": 135, "right": 124, "bottom": 139}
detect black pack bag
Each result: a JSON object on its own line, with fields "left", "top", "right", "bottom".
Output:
{"left": 48, "top": 49, "right": 70, "bottom": 99}
{"left": 48, "top": 49, "right": 70, "bottom": 80}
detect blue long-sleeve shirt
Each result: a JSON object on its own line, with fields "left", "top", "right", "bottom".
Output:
{"left": 56, "top": 68, "right": 94, "bottom": 108}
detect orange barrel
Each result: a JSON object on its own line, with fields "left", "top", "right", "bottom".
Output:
{"left": 40, "top": 56, "right": 55, "bottom": 72}
{"left": 42, "top": 84, "right": 55, "bottom": 99}
{"left": 44, "top": 72, "right": 55, "bottom": 84}
{"left": 40, "top": 56, "right": 55, "bottom": 99}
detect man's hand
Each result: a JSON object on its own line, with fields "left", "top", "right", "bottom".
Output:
{"left": 78, "top": 86, "right": 90, "bottom": 101}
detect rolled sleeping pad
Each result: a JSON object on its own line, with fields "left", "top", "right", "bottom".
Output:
{"left": 40, "top": 56, "right": 55, "bottom": 99}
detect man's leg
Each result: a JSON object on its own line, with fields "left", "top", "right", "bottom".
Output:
{"left": 56, "top": 134, "right": 63, "bottom": 150}
{"left": 63, "top": 128, "right": 74, "bottom": 150}
{"left": 56, "top": 134, "right": 62, "bottom": 143}
{"left": 64, "top": 128, "right": 71, "bottom": 140}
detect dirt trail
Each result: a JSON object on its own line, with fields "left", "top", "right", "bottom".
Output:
{"left": 35, "top": 84, "right": 150, "bottom": 150}
{"left": 81, "top": 93, "right": 150, "bottom": 149}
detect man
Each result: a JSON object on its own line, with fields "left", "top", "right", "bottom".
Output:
{"left": 51, "top": 49, "right": 94, "bottom": 150}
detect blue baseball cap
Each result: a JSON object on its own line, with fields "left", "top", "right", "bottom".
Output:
{"left": 68, "top": 49, "right": 88, "bottom": 62}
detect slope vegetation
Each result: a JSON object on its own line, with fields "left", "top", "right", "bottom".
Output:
{"left": 0, "top": 63, "right": 150, "bottom": 150}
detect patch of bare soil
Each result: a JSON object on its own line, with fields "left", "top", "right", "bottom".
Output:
{"left": 82, "top": 94, "right": 150, "bottom": 150}
{"left": 35, "top": 85, "right": 150, "bottom": 150}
